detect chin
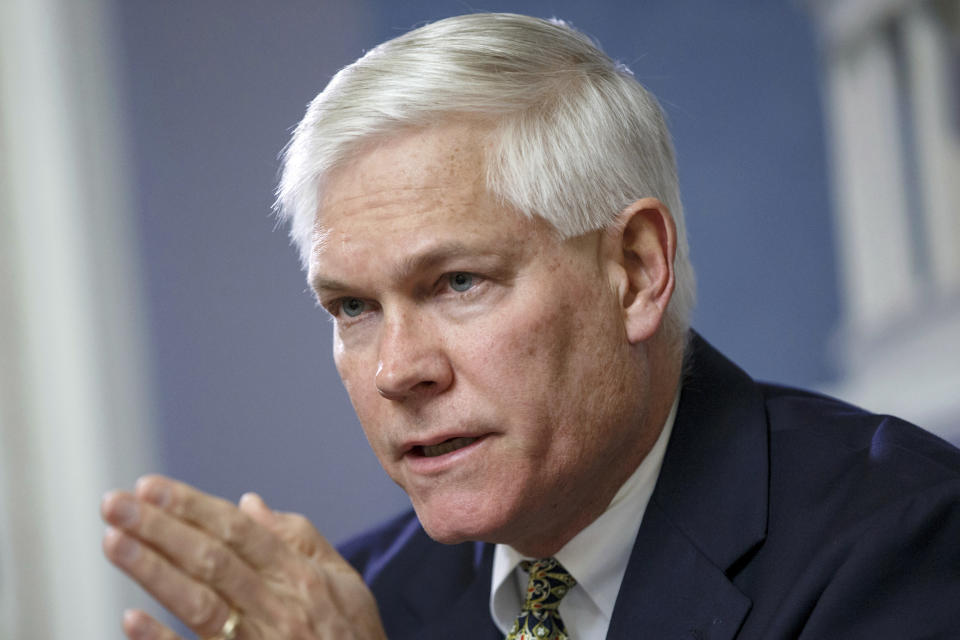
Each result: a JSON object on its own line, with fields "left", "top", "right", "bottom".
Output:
{"left": 411, "top": 492, "right": 516, "bottom": 546}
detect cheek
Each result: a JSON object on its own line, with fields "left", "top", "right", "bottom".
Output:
{"left": 465, "top": 287, "right": 588, "bottom": 424}
{"left": 528, "top": 296, "right": 628, "bottom": 431}
{"left": 471, "top": 305, "right": 562, "bottom": 380}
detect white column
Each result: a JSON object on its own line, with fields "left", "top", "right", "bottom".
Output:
{"left": 0, "top": 0, "right": 159, "bottom": 637}
{"left": 902, "top": 2, "right": 960, "bottom": 295}
{"left": 824, "top": 30, "right": 919, "bottom": 337}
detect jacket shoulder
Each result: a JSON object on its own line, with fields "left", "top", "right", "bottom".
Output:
{"left": 760, "top": 382, "right": 960, "bottom": 484}
{"left": 737, "top": 383, "right": 960, "bottom": 637}
{"left": 338, "top": 509, "right": 425, "bottom": 580}
{"left": 336, "top": 511, "right": 497, "bottom": 639}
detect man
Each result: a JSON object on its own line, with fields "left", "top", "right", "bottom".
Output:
{"left": 101, "top": 13, "right": 960, "bottom": 640}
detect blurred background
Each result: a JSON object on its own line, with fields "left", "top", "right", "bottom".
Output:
{"left": 1, "top": 0, "right": 958, "bottom": 637}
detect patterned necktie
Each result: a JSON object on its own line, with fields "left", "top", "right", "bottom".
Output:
{"left": 506, "top": 557, "right": 577, "bottom": 640}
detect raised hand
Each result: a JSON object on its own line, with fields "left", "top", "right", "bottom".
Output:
{"left": 101, "top": 475, "right": 386, "bottom": 640}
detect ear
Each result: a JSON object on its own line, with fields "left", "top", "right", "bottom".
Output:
{"left": 604, "top": 197, "right": 677, "bottom": 344}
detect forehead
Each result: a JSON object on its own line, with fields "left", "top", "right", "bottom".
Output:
{"left": 309, "top": 124, "right": 544, "bottom": 278}
{"left": 319, "top": 124, "right": 489, "bottom": 224}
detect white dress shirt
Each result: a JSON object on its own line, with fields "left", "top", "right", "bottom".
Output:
{"left": 489, "top": 394, "right": 679, "bottom": 638}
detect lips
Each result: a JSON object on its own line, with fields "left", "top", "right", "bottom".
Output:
{"left": 401, "top": 432, "right": 490, "bottom": 475}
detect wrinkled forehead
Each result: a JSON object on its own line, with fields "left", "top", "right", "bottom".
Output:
{"left": 308, "top": 124, "right": 503, "bottom": 259}
{"left": 317, "top": 123, "right": 493, "bottom": 222}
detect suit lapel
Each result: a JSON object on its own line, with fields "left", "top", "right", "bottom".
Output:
{"left": 609, "top": 334, "right": 769, "bottom": 639}
{"left": 607, "top": 501, "right": 752, "bottom": 639}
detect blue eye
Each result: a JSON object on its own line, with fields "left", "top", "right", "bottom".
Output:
{"left": 449, "top": 272, "right": 474, "bottom": 292}
{"left": 341, "top": 298, "right": 365, "bottom": 317}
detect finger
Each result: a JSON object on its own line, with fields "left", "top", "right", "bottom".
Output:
{"left": 134, "top": 475, "right": 288, "bottom": 571}
{"left": 237, "top": 495, "right": 386, "bottom": 638}
{"left": 103, "top": 527, "right": 238, "bottom": 640}
{"left": 239, "top": 493, "right": 338, "bottom": 561}
{"left": 122, "top": 609, "right": 185, "bottom": 640}
{"left": 101, "top": 490, "right": 275, "bottom": 616}
{"left": 238, "top": 493, "right": 375, "bottom": 622}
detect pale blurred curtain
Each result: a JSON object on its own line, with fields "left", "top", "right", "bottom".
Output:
{"left": 0, "top": 0, "right": 157, "bottom": 637}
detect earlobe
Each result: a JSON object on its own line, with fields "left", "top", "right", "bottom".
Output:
{"left": 610, "top": 198, "right": 677, "bottom": 344}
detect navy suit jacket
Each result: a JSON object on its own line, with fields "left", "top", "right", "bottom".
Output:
{"left": 340, "top": 334, "right": 960, "bottom": 638}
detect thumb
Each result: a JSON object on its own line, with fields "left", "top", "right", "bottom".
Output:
{"left": 238, "top": 492, "right": 337, "bottom": 561}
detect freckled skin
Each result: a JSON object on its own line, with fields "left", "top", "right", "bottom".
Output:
{"left": 309, "top": 123, "right": 669, "bottom": 557}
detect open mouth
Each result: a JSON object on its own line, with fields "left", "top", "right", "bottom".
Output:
{"left": 415, "top": 436, "right": 479, "bottom": 458}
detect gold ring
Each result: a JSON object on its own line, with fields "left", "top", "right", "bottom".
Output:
{"left": 206, "top": 608, "right": 240, "bottom": 640}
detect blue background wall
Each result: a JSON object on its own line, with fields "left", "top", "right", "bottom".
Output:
{"left": 110, "top": 0, "right": 837, "bottom": 544}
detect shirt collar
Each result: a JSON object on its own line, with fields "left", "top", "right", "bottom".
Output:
{"left": 489, "top": 392, "right": 680, "bottom": 632}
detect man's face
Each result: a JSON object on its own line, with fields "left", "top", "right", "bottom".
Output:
{"left": 309, "top": 124, "right": 652, "bottom": 555}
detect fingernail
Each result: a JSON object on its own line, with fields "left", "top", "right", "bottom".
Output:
{"left": 239, "top": 492, "right": 263, "bottom": 507}
{"left": 122, "top": 609, "right": 139, "bottom": 629}
{"left": 136, "top": 477, "right": 170, "bottom": 507}
{"left": 107, "top": 528, "right": 141, "bottom": 565}
{"left": 123, "top": 609, "right": 152, "bottom": 640}
{"left": 110, "top": 496, "right": 139, "bottom": 527}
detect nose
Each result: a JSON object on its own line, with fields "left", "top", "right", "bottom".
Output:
{"left": 375, "top": 313, "right": 453, "bottom": 401}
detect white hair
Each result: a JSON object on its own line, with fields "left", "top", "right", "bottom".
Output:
{"left": 276, "top": 12, "right": 695, "bottom": 345}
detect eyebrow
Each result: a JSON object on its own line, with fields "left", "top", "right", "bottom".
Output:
{"left": 310, "top": 240, "right": 516, "bottom": 295}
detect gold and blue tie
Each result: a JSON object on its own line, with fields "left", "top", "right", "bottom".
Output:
{"left": 506, "top": 558, "right": 577, "bottom": 640}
